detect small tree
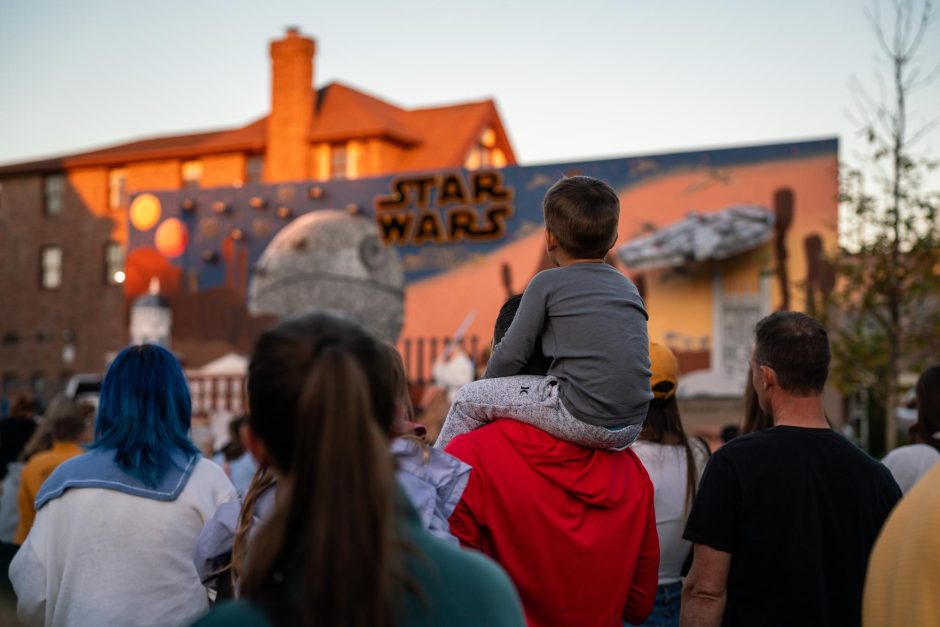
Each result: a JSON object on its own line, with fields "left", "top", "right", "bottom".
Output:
{"left": 831, "top": 0, "right": 940, "bottom": 451}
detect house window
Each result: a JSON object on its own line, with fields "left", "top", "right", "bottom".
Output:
{"left": 246, "top": 155, "right": 264, "bottom": 184}
{"left": 41, "top": 246, "right": 63, "bottom": 289}
{"left": 105, "top": 242, "right": 125, "bottom": 285}
{"left": 43, "top": 174, "right": 64, "bottom": 215}
{"left": 330, "top": 145, "right": 348, "bottom": 180}
{"left": 464, "top": 127, "right": 506, "bottom": 170}
{"left": 109, "top": 168, "right": 128, "bottom": 209}
{"left": 182, "top": 160, "right": 202, "bottom": 190}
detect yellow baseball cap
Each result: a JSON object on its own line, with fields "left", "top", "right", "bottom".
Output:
{"left": 649, "top": 342, "right": 679, "bottom": 399}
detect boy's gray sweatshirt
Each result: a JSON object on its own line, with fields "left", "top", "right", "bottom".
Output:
{"left": 485, "top": 263, "right": 652, "bottom": 427}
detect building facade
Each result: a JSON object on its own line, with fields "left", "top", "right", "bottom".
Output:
{"left": 0, "top": 28, "right": 516, "bottom": 408}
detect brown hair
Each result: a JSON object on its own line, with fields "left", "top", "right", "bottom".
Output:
{"left": 50, "top": 400, "right": 95, "bottom": 442}
{"left": 639, "top": 397, "right": 702, "bottom": 517}
{"left": 910, "top": 364, "right": 940, "bottom": 452}
{"left": 383, "top": 343, "right": 415, "bottom": 426}
{"left": 240, "top": 312, "right": 402, "bottom": 627}
{"left": 19, "top": 394, "right": 92, "bottom": 461}
{"left": 230, "top": 466, "right": 277, "bottom": 591}
{"left": 543, "top": 176, "right": 620, "bottom": 259}
{"left": 754, "top": 311, "right": 830, "bottom": 396}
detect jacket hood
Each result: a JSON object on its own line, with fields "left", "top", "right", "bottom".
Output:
{"left": 499, "top": 420, "right": 641, "bottom": 508}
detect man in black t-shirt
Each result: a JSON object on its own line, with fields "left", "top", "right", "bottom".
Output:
{"left": 680, "top": 312, "right": 901, "bottom": 627}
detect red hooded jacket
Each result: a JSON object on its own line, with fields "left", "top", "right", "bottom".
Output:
{"left": 446, "top": 420, "right": 659, "bottom": 627}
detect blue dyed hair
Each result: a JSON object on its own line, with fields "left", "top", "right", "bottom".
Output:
{"left": 92, "top": 344, "right": 199, "bottom": 487}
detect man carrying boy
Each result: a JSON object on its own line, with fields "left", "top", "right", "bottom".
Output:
{"left": 436, "top": 176, "right": 652, "bottom": 450}
{"left": 446, "top": 294, "right": 659, "bottom": 627}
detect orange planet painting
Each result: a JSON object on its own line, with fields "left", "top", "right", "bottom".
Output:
{"left": 129, "top": 193, "right": 162, "bottom": 232}
{"left": 154, "top": 218, "right": 189, "bottom": 258}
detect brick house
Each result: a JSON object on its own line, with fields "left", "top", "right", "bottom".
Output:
{"left": 0, "top": 28, "right": 516, "bottom": 407}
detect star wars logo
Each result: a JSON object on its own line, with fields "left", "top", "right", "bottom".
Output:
{"left": 374, "top": 171, "right": 514, "bottom": 246}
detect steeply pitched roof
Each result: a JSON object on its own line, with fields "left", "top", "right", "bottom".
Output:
{"left": 310, "top": 82, "right": 421, "bottom": 145}
{"left": 0, "top": 82, "right": 514, "bottom": 176}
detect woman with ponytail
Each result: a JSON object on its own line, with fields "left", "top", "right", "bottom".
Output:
{"left": 9, "top": 344, "right": 237, "bottom": 626}
{"left": 626, "top": 344, "right": 709, "bottom": 627}
{"left": 194, "top": 312, "right": 524, "bottom": 627}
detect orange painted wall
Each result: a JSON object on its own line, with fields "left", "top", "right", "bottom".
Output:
{"left": 201, "top": 153, "right": 246, "bottom": 188}
{"left": 128, "top": 160, "right": 182, "bottom": 193}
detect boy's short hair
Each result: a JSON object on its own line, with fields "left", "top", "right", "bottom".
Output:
{"left": 543, "top": 176, "right": 620, "bottom": 259}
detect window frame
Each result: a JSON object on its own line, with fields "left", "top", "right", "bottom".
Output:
{"left": 245, "top": 154, "right": 264, "bottom": 184}
{"left": 330, "top": 144, "right": 349, "bottom": 180}
{"left": 40, "top": 245, "right": 63, "bottom": 290}
{"left": 181, "top": 160, "right": 203, "bottom": 190}
{"left": 104, "top": 241, "right": 125, "bottom": 286}
{"left": 43, "top": 174, "right": 65, "bottom": 216}
{"left": 108, "top": 168, "right": 128, "bottom": 210}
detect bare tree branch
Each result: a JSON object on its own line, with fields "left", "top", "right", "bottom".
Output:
{"left": 908, "top": 58, "right": 940, "bottom": 91}
{"left": 908, "top": 114, "right": 940, "bottom": 145}
{"left": 867, "top": 2, "right": 896, "bottom": 58}
{"left": 902, "top": 0, "right": 934, "bottom": 59}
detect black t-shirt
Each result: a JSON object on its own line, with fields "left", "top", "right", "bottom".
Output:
{"left": 684, "top": 426, "right": 901, "bottom": 627}
{"left": 0, "top": 417, "right": 37, "bottom": 480}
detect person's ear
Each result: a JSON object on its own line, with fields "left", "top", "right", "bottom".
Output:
{"left": 759, "top": 364, "right": 777, "bottom": 391}
{"left": 545, "top": 228, "right": 558, "bottom": 251}
{"left": 241, "top": 424, "right": 273, "bottom": 469}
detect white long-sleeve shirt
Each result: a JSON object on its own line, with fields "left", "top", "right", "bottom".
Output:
{"left": 10, "top": 457, "right": 236, "bottom": 627}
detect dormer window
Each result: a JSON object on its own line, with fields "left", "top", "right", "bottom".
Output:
{"left": 330, "top": 144, "right": 349, "bottom": 180}
{"left": 246, "top": 155, "right": 264, "bottom": 184}
{"left": 109, "top": 168, "right": 128, "bottom": 209}
{"left": 464, "top": 127, "right": 506, "bottom": 170}
{"left": 182, "top": 160, "right": 203, "bottom": 190}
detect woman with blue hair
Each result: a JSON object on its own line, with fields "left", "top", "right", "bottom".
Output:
{"left": 10, "top": 344, "right": 236, "bottom": 626}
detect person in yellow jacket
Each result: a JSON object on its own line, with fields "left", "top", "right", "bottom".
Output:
{"left": 14, "top": 399, "right": 94, "bottom": 544}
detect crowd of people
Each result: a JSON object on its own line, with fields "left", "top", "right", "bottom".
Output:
{"left": 0, "top": 175, "right": 935, "bottom": 626}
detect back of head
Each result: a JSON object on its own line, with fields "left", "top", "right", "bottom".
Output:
{"left": 642, "top": 343, "right": 702, "bottom": 514}
{"left": 246, "top": 312, "right": 395, "bottom": 471}
{"left": 9, "top": 397, "right": 37, "bottom": 419}
{"left": 493, "top": 294, "right": 524, "bottom": 346}
{"left": 18, "top": 395, "right": 63, "bottom": 462}
{"left": 243, "top": 312, "right": 400, "bottom": 627}
{"left": 543, "top": 176, "right": 620, "bottom": 259}
{"left": 93, "top": 344, "right": 198, "bottom": 487}
{"left": 754, "top": 311, "right": 830, "bottom": 396}
{"left": 494, "top": 294, "right": 552, "bottom": 376}
{"left": 643, "top": 345, "right": 682, "bottom": 442}
{"left": 913, "top": 363, "right": 940, "bottom": 450}
{"left": 49, "top": 398, "right": 95, "bottom": 443}
{"left": 222, "top": 416, "right": 249, "bottom": 460}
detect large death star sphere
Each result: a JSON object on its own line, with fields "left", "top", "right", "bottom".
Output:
{"left": 248, "top": 210, "right": 405, "bottom": 343}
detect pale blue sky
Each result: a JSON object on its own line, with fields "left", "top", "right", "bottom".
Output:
{"left": 1, "top": 0, "right": 938, "bottom": 169}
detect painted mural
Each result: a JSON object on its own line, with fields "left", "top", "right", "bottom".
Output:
{"left": 126, "top": 138, "right": 838, "bottom": 392}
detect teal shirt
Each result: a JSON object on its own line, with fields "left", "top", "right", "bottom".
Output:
{"left": 190, "top": 499, "right": 525, "bottom": 627}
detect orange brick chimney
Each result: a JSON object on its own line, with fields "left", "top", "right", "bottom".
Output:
{"left": 265, "top": 27, "right": 315, "bottom": 182}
